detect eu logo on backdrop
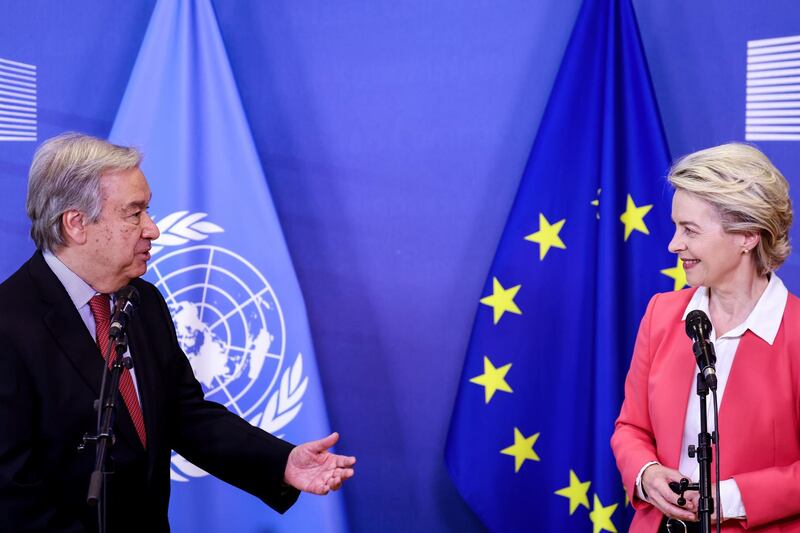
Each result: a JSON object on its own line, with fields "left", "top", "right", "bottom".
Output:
{"left": 746, "top": 34, "right": 800, "bottom": 142}
{"left": 0, "top": 57, "right": 37, "bottom": 142}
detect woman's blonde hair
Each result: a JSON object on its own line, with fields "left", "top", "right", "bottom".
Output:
{"left": 668, "top": 143, "right": 792, "bottom": 276}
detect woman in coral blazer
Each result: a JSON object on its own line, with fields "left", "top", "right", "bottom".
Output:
{"left": 612, "top": 143, "right": 800, "bottom": 532}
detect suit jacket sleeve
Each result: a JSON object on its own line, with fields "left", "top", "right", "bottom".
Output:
{"left": 611, "top": 293, "right": 661, "bottom": 510}
{"left": 142, "top": 281, "right": 300, "bottom": 512}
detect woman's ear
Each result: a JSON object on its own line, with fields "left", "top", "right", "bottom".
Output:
{"left": 741, "top": 231, "right": 760, "bottom": 254}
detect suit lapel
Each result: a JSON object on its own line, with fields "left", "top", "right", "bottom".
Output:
{"left": 127, "top": 311, "right": 163, "bottom": 474}
{"left": 30, "top": 252, "right": 145, "bottom": 450}
{"left": 30, "top": 252, "right": 107, "bottom": 398}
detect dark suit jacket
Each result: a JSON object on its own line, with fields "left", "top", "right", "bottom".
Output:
{"left": 0, "top": 252, "right": 300, "bottom": 532}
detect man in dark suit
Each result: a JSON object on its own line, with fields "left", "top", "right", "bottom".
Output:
{"left": 0, "top": 133, "right": 355, "bottom": 532}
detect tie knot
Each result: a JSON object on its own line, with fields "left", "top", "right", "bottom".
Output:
{"left": 89, "top": 293, "right": 111, "bottom": 322}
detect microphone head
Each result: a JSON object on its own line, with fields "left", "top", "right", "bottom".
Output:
{"left": 685, "top": 309, "right": 712, "bottom": 340}
{"left": 114, "top": 285, "right": 140, "bottom": 310}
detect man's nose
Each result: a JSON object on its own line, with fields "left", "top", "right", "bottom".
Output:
{"left": 142, "top": 212, "right": 160, "bottom": 240}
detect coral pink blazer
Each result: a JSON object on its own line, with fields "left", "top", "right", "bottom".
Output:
{"left": 612, "top": 288, "right": 800, "bottom": 532}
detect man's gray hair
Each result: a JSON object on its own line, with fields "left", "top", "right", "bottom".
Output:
{"left": 26, "top": 132, "right": 142, "bottom": 252}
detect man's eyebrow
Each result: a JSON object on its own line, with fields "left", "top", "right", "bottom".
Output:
{"left": 124, "top": 200, "right": 148, "bottom": 210}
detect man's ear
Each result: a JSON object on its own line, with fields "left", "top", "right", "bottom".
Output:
{"left": 60, "top": 209, "right": 88, "bottom": 245}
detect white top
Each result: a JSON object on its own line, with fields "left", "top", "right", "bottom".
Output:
{"left": 42, "top": 251, "right": 141, "bottom": 400}
{"left": 637, "top": 273, "right": 788, "bottom": 520}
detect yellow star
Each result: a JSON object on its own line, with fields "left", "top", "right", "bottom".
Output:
{"left": 479, "top": 277, "right": 522, "bottom": 324}
{"left": 524, "top": 213, "right": 566, "bottom": 260}
{"left": 591, "top": 188, "right": 602, "bottom": 220}
{"left": 554, "top": 470, "right": 591, "bottom": 514}
{"left": 469, "top": 356, "right": 513, "bottom": 403}
{"left": 589, "top": 494, "right": 618, "bottom": 533}
{"left": 619, "top": 194, "right": 653, "bottom": 241}
{"left": 660, "top": 257, "right": 687, "bottom": 291}
{"left": 500, "top": 427, "right": 540, "bottom": 473}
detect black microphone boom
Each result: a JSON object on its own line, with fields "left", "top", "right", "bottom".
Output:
{"left": 109, "top": 286, "right": 140, "bottom": 339}
{"left": 685, "top": 309, "right": 718, "bottom": 390}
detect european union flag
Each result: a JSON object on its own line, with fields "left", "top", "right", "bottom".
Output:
{"left": 445, "top": 0, "right": 679, "bottom": 531}
{"left": 108, "top": 1, "right": 348, "bottom": 531}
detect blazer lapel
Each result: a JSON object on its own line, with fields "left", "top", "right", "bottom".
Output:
{"left": 716, "top": 329, "right": 775, "bottom": 478}
{"left": 656, "top": 329, "right": 697, "bottom": 468}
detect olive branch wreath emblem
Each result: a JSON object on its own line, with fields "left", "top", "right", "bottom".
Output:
{"left": 151, "top": 211, "right": 308, "bottom": 481}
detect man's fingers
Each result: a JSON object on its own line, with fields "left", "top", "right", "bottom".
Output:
{"left": 336, "top": 455, "right": 356, "bottom": 467}
{"left": 326, "top": 468, "right": 355, "bottom": 491}
{"left": 310, "top": 432, "right": 340, "bottom": 453}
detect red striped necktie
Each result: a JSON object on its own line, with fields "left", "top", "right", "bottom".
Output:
{"left": 88, "top": 293, "right": 147, "bottom": 448}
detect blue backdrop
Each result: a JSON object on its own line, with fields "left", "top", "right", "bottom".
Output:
{"left": 0, "top": 1, "right": 798, "bottom": 531}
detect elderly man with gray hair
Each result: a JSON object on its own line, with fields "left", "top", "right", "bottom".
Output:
{"left": 0, "top": 132, "right": 355, "bottom": 532}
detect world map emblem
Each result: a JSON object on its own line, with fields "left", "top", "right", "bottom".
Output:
{"left": 145, "top": 211, "right": 308, "bottom": 481}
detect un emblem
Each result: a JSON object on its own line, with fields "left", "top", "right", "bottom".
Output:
{"left": 146, "top": 211, "right": 307, "bottom": 481}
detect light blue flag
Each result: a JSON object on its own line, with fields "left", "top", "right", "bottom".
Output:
{"left": 108, "top": 1, "right": 348, "bottom": 531}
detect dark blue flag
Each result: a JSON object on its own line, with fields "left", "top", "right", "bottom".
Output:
{"left": 108, "top": 0, "right": 348, "bottom": 531}
{"left": 445, "top": 0, "right": 681, "bottom": 531}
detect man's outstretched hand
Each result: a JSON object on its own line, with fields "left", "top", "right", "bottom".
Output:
{"left": 284, "top": 432, "right": 356, "bottom": 495}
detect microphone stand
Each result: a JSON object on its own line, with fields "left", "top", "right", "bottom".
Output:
{"left": 688, "top": 373, "right": 714, "bottom": 533}
{"left": 81, "top": 333, "right": 132, "bottom": 533}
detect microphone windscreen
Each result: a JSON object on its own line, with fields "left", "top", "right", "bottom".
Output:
{"left": 115, "top": 285, "right": 140, "bottom": 310}
{"left": 685, "top": 309, "right": 712, "bottom": 340}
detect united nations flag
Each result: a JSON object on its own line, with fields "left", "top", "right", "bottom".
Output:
{"left": 108, "top": 0, "right": 347, "bottom": 531}
{"left": 445, "top": 0, "right": 679, "bottom": 531}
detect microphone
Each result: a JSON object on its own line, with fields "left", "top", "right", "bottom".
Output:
{"left": 685, "top": 310, "right": 717, "bottom": 390}
{"left": 109, "top": 286, "right": 140, "bottom": 339}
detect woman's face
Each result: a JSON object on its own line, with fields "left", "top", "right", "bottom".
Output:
{"left": 668, "top": 190, "right": 753, "bottom": 289}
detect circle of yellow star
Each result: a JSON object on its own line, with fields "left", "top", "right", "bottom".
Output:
{"left": 479, "top": 277, "right": 522, "bottom": 325}
{"left": 589, "top": 494, "right": 618, "bottom": 533}
{"left": 619, "top": 194, "right": 653, "bottom": 241}
{"left": 660, "top": 257, "right": 687, "bottom": 291}
{"left": 500, "top": 427, "right": 540, "bottom": 473}
{"left": 554, "top": 469, "right": 591, "bottom": 515}
{"left": 524, "top": 213, "right": 566, "bottom": 260}
{"left": 469, "top": 356, "right": 513, "bottom": 403}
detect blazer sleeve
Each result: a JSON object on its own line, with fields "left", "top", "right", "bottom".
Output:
{"left": 734, "top": 463, "right": 800, "bottom": 528}
{"left": 145, "top": 282, "right": 301, "bottom": 513}
{"left": 610, "top": 293, "right": 661, "bottom": 510}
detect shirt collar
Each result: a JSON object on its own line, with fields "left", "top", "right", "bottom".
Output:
{"left": 681, "top": 273, "right": 788, "bottom": 345}
{"left": 42, "top": 250, "right": 99, "bottom": 309}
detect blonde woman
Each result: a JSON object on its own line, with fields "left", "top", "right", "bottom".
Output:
{"left": 612, "top": 143, "right": 800, "bottom": 532}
